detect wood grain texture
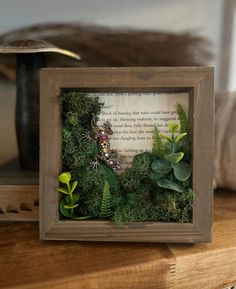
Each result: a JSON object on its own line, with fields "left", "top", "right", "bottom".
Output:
{"left": 167, "top": 189, "right": 236, "bottom": 289}
{"left": 214, "top": 189, "right": 236, "bottom": 221}
{"left": 0, "top": 185, "right": 38, "bottom": 221}
{"left": 168, "top": 219, "right": 236, "bottom": 289}
{"left": 0, "top": 224, "right": 173, "bottom": 289}
{"left": 40, "top": 67, "right": 214, "bottom": 243}
{"left": 0, "top": 190, "right": 235, "bottom": 289}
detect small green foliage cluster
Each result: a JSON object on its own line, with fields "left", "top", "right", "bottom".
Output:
{"left": 59, "top": 91, "right": 193, "bottom": 224}
{"left": 57, "top": 172, "right": 90, "bottom": 220}
{"left": 151, "top": 122, "right": 191, "bottom": 193}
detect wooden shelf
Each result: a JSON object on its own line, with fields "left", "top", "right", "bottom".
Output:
{"left": 0, "top": 190, "right": 236, "bottom": 289}
{"left": 0, "top": 159, "right": 39, "bottom": 221}
{"left": 0, "top": 185, "right": 38, "bottom": 221}
{"left": 0, "top": 158, "right": 38, "bottom": 185}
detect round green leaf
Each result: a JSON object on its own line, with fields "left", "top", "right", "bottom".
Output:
{"left": 58, "top": 172, "right": 71, "bottom": 184}
{"left": 173, "top": 161, "right": 192, "bottom": 181}
{"left": 65, "top": 193, "right": 80, "bottom": 205}
{"left": 163, "top": 141, "right": 172, "bottom": 153}
{"left": 156, "top": 178, "right": 184, "bottom": 192}
{"left": 168, "top": 123, "right": 180, "bottom": 133}
{"left": 72, "top": 193, "right": 80, "bottom": 204}
{"left": 65, "top": 194, "right": 72, "bottom": 204}
{"left": 164, "top": 152, "right": 184, "bottom": 164}
{"left": 59, "top": 198, "right": 72, "bottom": 218}
{"left": 164, "top": 141, "right": 180, "bottom": 153}
{"left": 151, "top": 159, "right": 171, "bottom": 176}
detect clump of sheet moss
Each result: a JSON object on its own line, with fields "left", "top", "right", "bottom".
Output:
{"left": 119, "top": 152, "right": 153, "bottom": 192}
{"left": 60, "top": 91, "right": 102, "bottom": 175}
{"left": 60, "top": 91, "right": 102, "bottom": 131}
{"left": 114, "top": 150, "right": 193, "bottom": 224}
{"left": 59, "top": 91, "right": 193, "bottom": 224}
{"left": 112, "top": 185, "right": 153, "bottom": 224}
{"left": 60, "top": 91, "right": 120, "bottom": 218}
{"left": 132, "top": 152, "right": 152, "bottom": 178}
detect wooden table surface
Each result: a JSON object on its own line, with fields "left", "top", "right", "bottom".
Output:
{"left": 0, "top": 190, "right": 236, "bottom": 289}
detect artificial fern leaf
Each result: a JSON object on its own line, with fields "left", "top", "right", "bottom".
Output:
{"left": 152, "top": 126, "right": 164, "bottom": 157}
{"left": 176, "top": 103, "right": 191, "bottom": 160}
{"left": 176, "top": 103, "right": 189, "bottom": 134}
{"left": 100, "top": 181, "right": 112, "bottom": 219}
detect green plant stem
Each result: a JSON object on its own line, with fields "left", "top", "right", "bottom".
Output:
{"left": 66, "top": 182, "right": 74, "bottom": 217}
{"left": 172, "top": 144, "right": 175, "bottom": 153}
{"left": 172, "top": 132, "right": 174, "bottom": 142}
{"left": 66, "top": 181, "right": 71, "bottom": 192}
{"left": 69, "top": 192, "right": 74, "bottom": 217}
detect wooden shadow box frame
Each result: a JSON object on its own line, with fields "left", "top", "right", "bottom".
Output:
{"left": 40, "top": 67, "right": 214, "bottom": 243}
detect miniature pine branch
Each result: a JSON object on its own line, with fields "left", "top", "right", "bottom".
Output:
{"left": 152, "top": 126, "right": 164, "bottom": 157}
{"left": 100, "top": 181, "right": 112, "bottom": 219}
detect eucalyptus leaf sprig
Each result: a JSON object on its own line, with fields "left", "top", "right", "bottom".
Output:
{"left": 159, "top": 123, "right": 187, "bottom": 154}
{"left": 57, "top": 172, "right": 90, "bottom": 220}
{"left": 151, "top": 123, "right": 192, "bottom": 193}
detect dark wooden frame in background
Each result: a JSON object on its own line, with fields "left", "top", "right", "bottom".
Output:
{"left": 40, "top": 67, "right": 214, "bottom": 243}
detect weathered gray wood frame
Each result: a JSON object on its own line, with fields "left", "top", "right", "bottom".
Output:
{"left": 40, "top": 67, "right": 214, "bottom": 243}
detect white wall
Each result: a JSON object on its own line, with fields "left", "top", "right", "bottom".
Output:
{"left": 0, "top": 0, "right": 222, "bottom": 46}
{"left": 0, "top": 0, "right": 224, "bottom": 165}
{"left": 227, "top": 3, "right": 236, "bottom": 91}
{"left": 0, "top": 0, "right": 224, "bottom": 87}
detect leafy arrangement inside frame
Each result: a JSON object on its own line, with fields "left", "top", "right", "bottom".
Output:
{"left": 57, "top": 92, "right": 194, "bottom": 224}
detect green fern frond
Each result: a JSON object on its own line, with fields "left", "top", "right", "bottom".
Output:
{"left": 100, "top": 181, "right": 112, "bottom": 219}
{"left": 152, "top": 126, "right": 164, "bottom": 157}
{"left": 176, "top": 103, "right": 189, "bottom": 134}
{"left": 176, "top": 103, "right": 191, "bottom": 159}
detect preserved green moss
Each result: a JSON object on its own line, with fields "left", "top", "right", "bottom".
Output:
{"left": 132, "top": 152, "right": 152, "bottom": 178}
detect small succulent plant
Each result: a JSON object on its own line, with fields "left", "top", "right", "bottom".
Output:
{"left": 151, "top": 122, "right": 192, "bottom": 193}
{"left": 57, "top": 172, "right": 90, "bottom": 220}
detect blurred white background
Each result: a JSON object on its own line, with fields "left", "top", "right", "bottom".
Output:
{"left": 0, "top": 0, "right": 234, "bottom": 165}
{"left": 0, "top": 0, "right": 223, "bottom": 67}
